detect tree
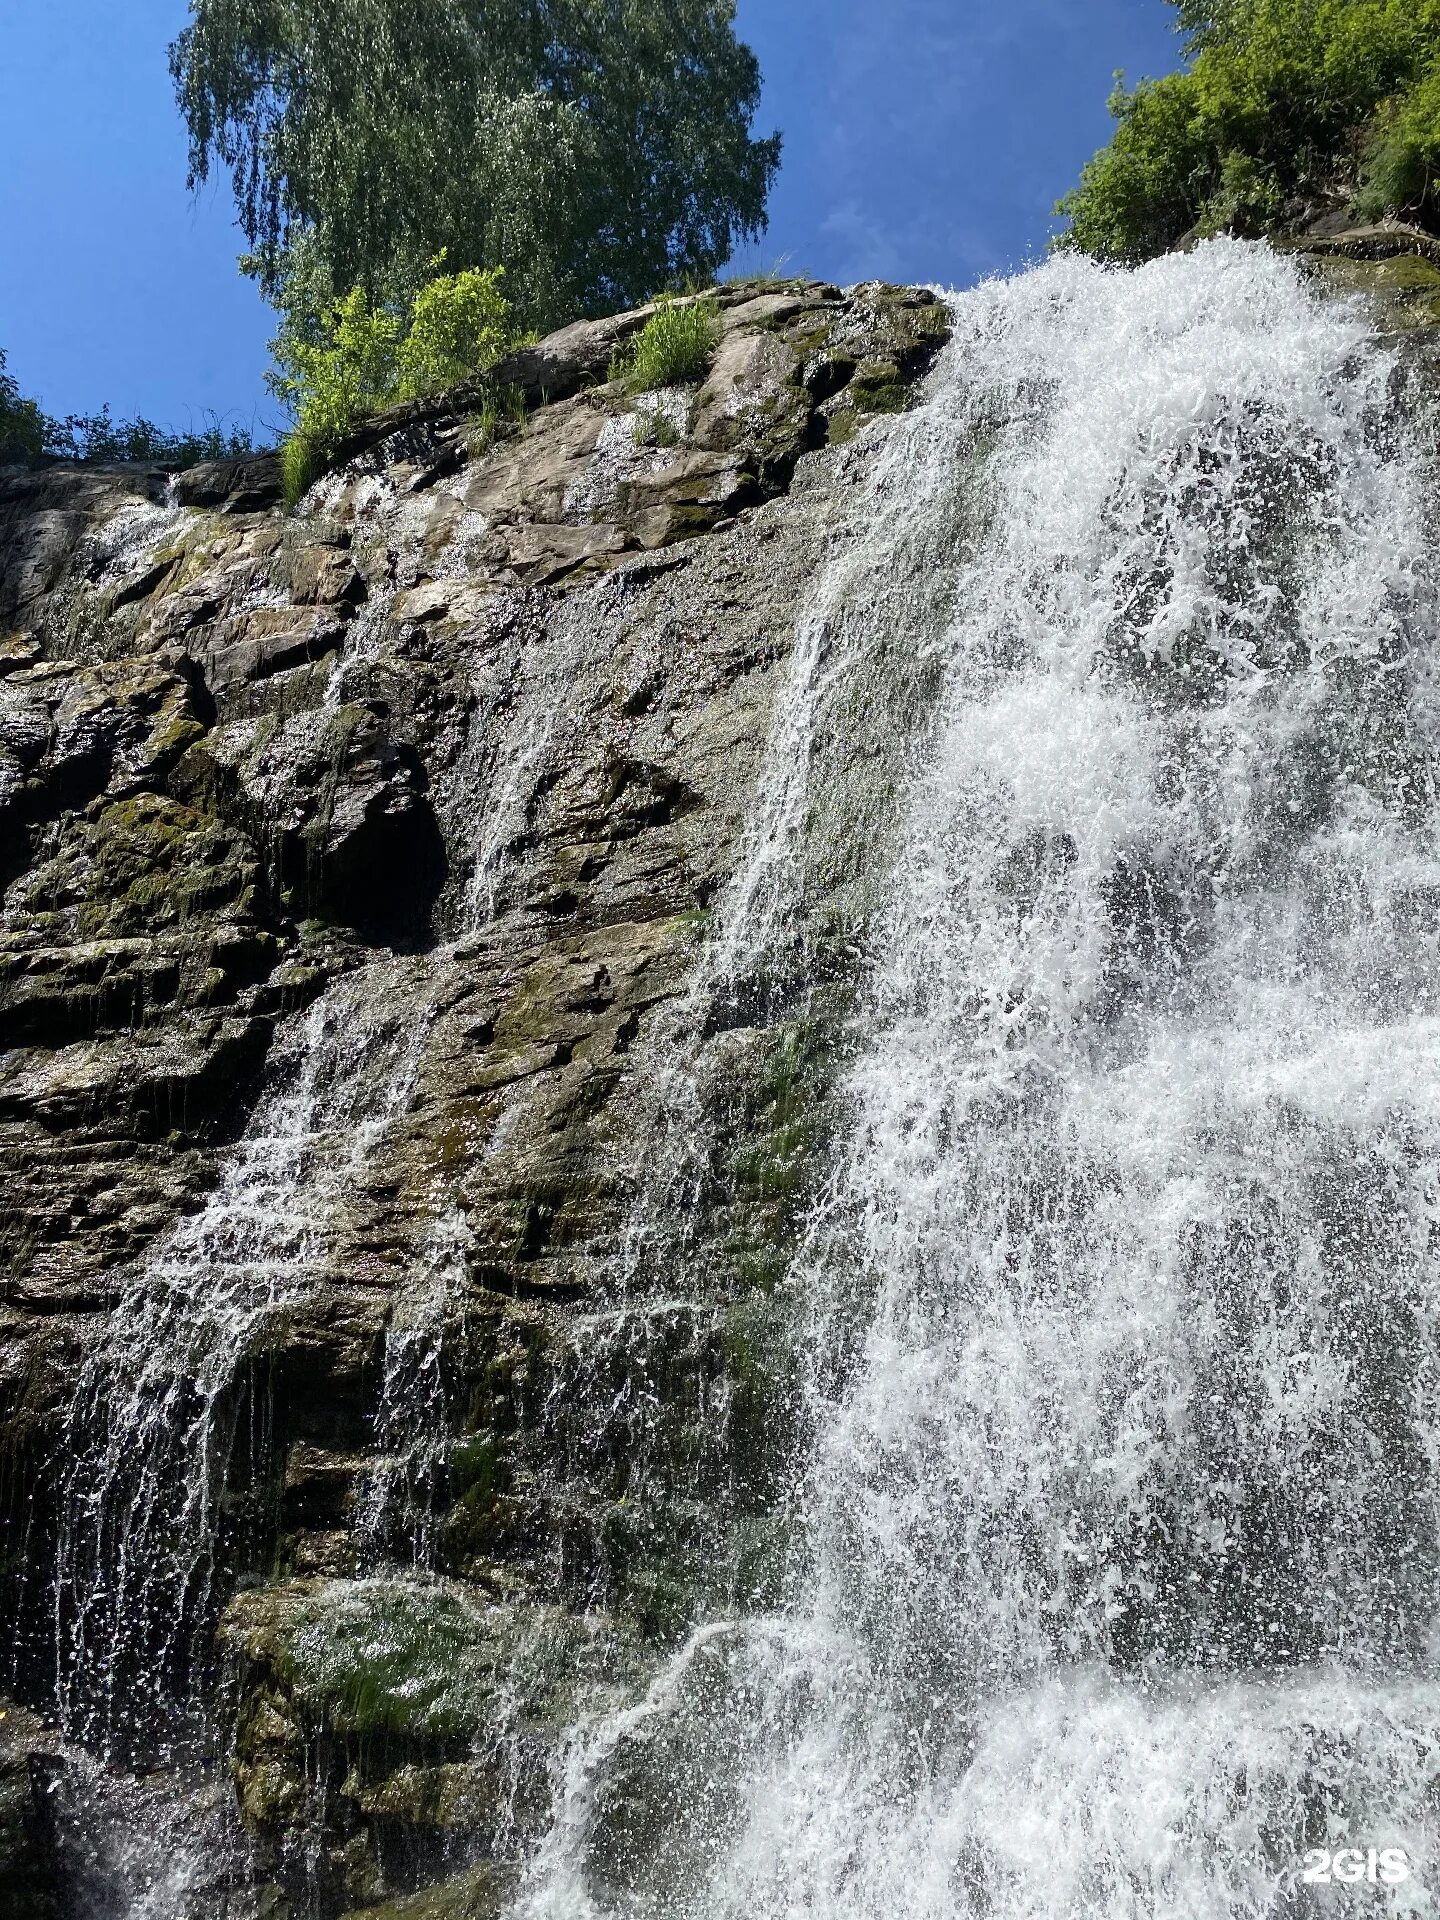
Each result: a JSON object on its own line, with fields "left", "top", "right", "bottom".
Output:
{"left": 0, "top": 351, "right": 45, "bottom": 465}
{"left": 170, "top": 0, "right": 781, "bottom": 336}
{"left": 1059, "top": 0, "right": 1440, "bottom": 261}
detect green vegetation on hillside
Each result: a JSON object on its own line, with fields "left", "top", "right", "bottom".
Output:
{"left": 1060, "top": 0, "right": 1440, "bottom": 260}
{"left": 0, "top": 351, "right": 44, "bottom": 464}
{"left": 171, "top": 0, "right": 780, "bottom": 340}
{"left": 273, "top": 259, "right": 517, "bottom": 505}
{"left": 1, "top": 346, "right": 257, "bottom": 470}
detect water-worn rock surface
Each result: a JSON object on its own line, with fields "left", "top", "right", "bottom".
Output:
{"left": 10, "top": 236, "right": 1440, "bottom": 1920}
{"left": 0, "top": 277, "right": 950, "bottom": 1916}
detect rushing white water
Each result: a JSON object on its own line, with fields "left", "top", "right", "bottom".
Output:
{"left": 44, "top": 1756, "right": 257, "bottom": 1920}
{"left": 511, "top": 242, "right": 1440, "bottom": 1917}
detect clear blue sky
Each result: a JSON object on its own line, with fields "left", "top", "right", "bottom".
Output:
{"left": 0, "top": 1, "right": 1179, "bottom": 435}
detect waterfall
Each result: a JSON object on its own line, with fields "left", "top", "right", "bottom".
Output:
{"left": 512, "top": 240, "right": 1440, "bottom": 1917}
{"left": 516, "top": 349, "right": 982, "bottom": 1640}
{"left": 34, "top": 235, "right": 1440, "bottom": 1919}
{"left": 53, "top": 968, "right": 434, "bottom": 1768}
{"left": 359, "top": 1209, "right": 472, "bottom": 1574}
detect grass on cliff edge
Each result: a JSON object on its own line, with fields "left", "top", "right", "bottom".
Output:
{"left": 610, "top": 298, "right": 721, "bottom": 394}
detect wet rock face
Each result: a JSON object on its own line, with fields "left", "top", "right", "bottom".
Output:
{"left": 0, "top": 1703, "right": 61, "bottom": 1920}
{"left": 0, "top": 278, "right": 949, "bottom": 1915}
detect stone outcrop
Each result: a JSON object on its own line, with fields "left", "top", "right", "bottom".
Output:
{"left": 0, "top": 279, "right": 949, "bottom": 1916}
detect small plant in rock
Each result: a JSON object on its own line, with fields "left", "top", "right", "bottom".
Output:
{"left": 632, "top": 393, "right": 685, "bottom": 448}
{"left": 610, "top": 298, "right": 721, "bottom": 394}
{"left": 464, "top": 383, "right": 528, "bottom": 458}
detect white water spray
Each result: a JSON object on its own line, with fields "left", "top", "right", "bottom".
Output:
{"left": 54, "top": 970, "right": 434, "bottom": 1765}
{"left": 513, "top": 241, "right": 1440, "bottom": 1918}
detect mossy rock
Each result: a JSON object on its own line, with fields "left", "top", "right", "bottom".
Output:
{"left": 1304, "top": 250, "right": 1440, "bottom": 329}
{"left": 225, "top": 1578, "right": 641, "bottom": 1746}
{"left": 81, "top": 794, "right": 253, "bottom": 935}
{"left": 849, "top": 359, "right": 911, "bottom": 416}
{"left": 824, "top": 406, "right": 862, "bottom": 447}
{"left": 337, "top": 1863, "right": 508, "bottom": 1920}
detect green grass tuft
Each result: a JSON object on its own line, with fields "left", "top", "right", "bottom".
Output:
{"left": 281, "top": 431, "right": 326, "bottom": 509}
{"left": 610, "top": 299, "right": 721, "bottom": 394}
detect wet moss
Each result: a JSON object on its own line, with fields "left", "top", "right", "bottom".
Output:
{"left": 719, "top": 1295, "right": 800, "bottom": 1508}
{"left": 336, "top": 1862, "right": 507, "bottom": 1920}
{"left": 849, "top": 360, "right": 910, "bottom": 415}
{"left": 824, "top": 407, "right": 862, "bottom": 447}
{"left": 726, "top": 1016, "right": 839, "bottom": 1220}
{"left": 277, "top": 1586, "right": 490, "bottom": 1741}
{"left": 1302, "top": 250, "right": 1440, "bottom": 328}
{"left": 18, "top": 793, "right": 256, "bottom": 944}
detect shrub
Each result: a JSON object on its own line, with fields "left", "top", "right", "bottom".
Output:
{"left": 274, "top": 263, "right": 514, "bottom": 506}
{"left": 0, "top": 351, "right": 45, "bottom": 465}
{"left": 272, "top": 285, "right": 404, "bottom": 505}
{"left": 1060, "top": 0, "right": 1440, "bottom": 260}
{"left": 2, "top": 348, "right": 257, "bottom": 471}
{"left": 41, "top": 408, "right": 256, "bottom": 466}
{"left": 610, "top": 298, "right": 721, "bottom": 394}
{"left": 397, "top": 264, "right": 511, "bottom": 399}
{"left": 1359, "top": 58, "right": 1440, "bottom": 218}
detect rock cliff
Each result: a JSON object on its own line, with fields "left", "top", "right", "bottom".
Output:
{"left": 0, "top": 277, "right": 949, "bottom": 1916}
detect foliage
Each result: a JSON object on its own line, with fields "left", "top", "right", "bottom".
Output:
{"left": 397, "top": 263, "right": 513, "bottom": 399}
{"left": 41, "top": 408, "right": 257, "bottom": 466}
{"left": 1059, "top": 0, "right": 1440, "bottom": 260}
{"left": 272, "top": 263, "right": 514, "bottom": 505}
{"left": 272, "top": 284, "right": 403, "bottom": 501}
{"left": 0, "top": 351, "right": 45, "bottom": 465}
{"left": 464, "top": 385, "right": 529, "bottom": 459}
{"left": 610, "top": 299, "right": 721, "bottom": 394}
{"left": 1359, "top": 60, "right": 1440, "bottom": 218}
{"left": 2, "top": 347, "right": 256, "bottom": 470}
{"left": 170, "top": 0, "right": 781, "bottom": 338}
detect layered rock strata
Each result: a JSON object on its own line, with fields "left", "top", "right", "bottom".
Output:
{"left": 0, "top": 278, "right": 949, "bottom": 1916}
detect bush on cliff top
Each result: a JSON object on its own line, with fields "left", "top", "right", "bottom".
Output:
{"left": 0, "top": 351, "right": 44, "bottom": 465}
{"left": 274, "top": 259, "right": 515, "bottom": 506}
{"left": 1060, "top": 0, "right": 1440, "bottom": 260}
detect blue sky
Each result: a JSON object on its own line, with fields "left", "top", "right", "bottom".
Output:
{"left": 0, "top": 1, "right": 1179, "bottom": 434}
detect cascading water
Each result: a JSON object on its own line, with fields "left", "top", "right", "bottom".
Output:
{"left": 511, "top": 241, "right": 1440, "bottom": 1917}
{"left": 519, "top": 350, "right": 982, "bottom": 1643}
{"left": 44, "top": 453, "right": 583, "bottom": 1785}
{"left": 359, "top": 1209, "right": 473, "bottom": 1573}
{"left": 54, "top": 973, "right": 434, "bottom": 1764}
